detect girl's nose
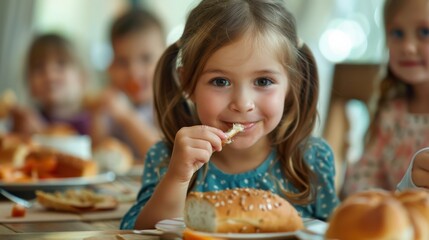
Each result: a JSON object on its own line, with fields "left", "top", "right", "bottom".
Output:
{"left": 229, "top": 89, "right": 255, "bottom": 113}
{"left": 402, "top": 37, "right": 418, "bottom": 55}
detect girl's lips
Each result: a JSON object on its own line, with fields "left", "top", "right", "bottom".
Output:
{"left": 398, "top": 61, "right": 423, "bottom": 67}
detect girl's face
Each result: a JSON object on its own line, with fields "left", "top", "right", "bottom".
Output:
{"left": 109, "top": 28, "right": 165, "bottom": 106}
{"left": 387, "top": 0, "right": 429, "bottom": 84}
{"left": 192, "top": 33, "right": 289, "bottom": 149}
{"left": 29, "top": 56, "right": 84, "bottom": 109}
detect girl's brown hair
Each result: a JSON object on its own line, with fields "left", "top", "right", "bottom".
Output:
{"left": 110, "top": 8, "right": 165, "bottom": 45}
{"left": 25, "top": 33, "right": 85, "bottom": 79}
{"left": 154, "top": 0, "right": 319, "bottom": 204}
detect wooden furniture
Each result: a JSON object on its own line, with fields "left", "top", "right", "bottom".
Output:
{"left": 0, "top": 171, "right": 149, "bottom": 239}
{"left": 323, "top": 63, "right": 381, "bottom": 193}
{"left": 0, "top": 230, "right": 160, "bottom": 240}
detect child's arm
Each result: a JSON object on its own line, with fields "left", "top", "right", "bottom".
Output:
{"left": 88, "top": 88, "right": 159, "bottom": 158}
{"left": 113, "top": 109, "right": 159, "bottom": 158}
{"left": 10, "top": 105, "right": 46, "bottom": 135}
{"left": 397, "top": 147, "right": 429, "bottom": 190}
{"left": 133, "top": 125, "right": 227, "bottom": 230}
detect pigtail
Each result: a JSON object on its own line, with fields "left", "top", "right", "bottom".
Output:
{"left": 296, "top": 43, "right": 319, "bottom": 139}
{"left": 153, "top": 42, "right": 197, "bottom": 150}
{"left": 277, "top": 43, "right": 318, "bottom": 204}
{"left": 153, "top": 42, "right": 202, "bottom": 195}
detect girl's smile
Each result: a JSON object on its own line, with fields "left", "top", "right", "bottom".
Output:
{"left": 192, "top": 30, "right": 289, "bottom": 149}
{"left": 398, "top": 60, "right": 425, "bottom": 67}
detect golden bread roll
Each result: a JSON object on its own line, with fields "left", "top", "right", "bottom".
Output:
{"left": 326, "top": 189, "right": 429, "bottom": 240}
{"left": 184, "top": 188, "right": 304, "bottom": 233}
{"left": 396, "top": 190, "right": 429, "bottom": 240}
{"left": 92, "top": 137, "right": 133, "bottom": 174}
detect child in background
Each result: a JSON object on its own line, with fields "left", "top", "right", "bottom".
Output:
{"left": 342, "top": 0, "right": 429, "bottom": 197}
{"left": 90, "top": 8, "right": 165, "bottom": 160}
{"left": 120, "top": 0, "right": 338, "bottom": 230}
{"left": 11, "top": 33, "right": 90, "bottom": 136}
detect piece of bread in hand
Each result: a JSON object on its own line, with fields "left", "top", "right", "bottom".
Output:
{"left": 326, "top": 189, "right": 429, "bottom": 240}
{"left": 222, "top": 123, "right": 244, "bottom": 145}
{"left": 36, "top": 189, "right": 118, "bottom": 213}
{"left": 184, "top": 188, "right": 304, "bottom": 233}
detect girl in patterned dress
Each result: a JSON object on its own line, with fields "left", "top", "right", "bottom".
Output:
{"left": 342, "top": 0, "right": 429, "bottom": 197}
{"left": 120, "top": 0, "right": 339, "bottom": 230}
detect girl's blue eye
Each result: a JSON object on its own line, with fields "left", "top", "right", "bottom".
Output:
{"left": 255, "top": 77, "right": 273, "bottom": 87}
{"left": 389, "top": 29, "right": 404, "bottom": 39}
{"left": 418, "top": 27, "right": 429, "bottom": 38}
{"left": 211, "top": 78, "right": 230, "bottom": 87}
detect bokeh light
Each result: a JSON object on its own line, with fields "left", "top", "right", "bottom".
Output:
{"left": 319, "top": 18, "right": 368, "bottom": 62}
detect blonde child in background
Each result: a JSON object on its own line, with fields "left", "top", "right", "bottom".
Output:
{"left": 342, "top": 0, "right": 429, "bottom": 197}
{"left": 90, "top": 8, "right": 165, "bottom": 160}
{"left": 11, "top": 33, "right": 90, "bottom": 136}
{"left": 120, "top": 0, "right": 339, "bottom": 230}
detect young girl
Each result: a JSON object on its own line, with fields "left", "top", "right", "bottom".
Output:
{"left": 120, "top": 0, "right": 338, "bottom": 230}
{"left": 11, "top": 33, "right": 90, "bottom": 136}
{"left": 342, "top": 0, "right": 429, "bottom": 196}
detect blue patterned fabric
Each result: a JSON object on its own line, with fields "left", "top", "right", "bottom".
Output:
{"left": 120, "top": 137, "right": 339, "bottom": 229}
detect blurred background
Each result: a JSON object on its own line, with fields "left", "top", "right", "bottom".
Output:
{"left": 0, "top": 0, "right": 386, "bottom": 159}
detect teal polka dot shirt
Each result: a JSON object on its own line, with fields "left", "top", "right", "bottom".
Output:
{"left": 120, "top": 137, "right": 339, "bottom": 229}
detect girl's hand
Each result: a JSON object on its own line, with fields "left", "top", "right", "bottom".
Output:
{"left": 167, "top": 125, "right": 227, "bottom": 183}
{"left": 10, "top": 106, "right": 46, "bottom": 135}
{"left": 412, "top": 149, "right": 429, "bottom": 188}
{"left": 91, "top": 88, "right": 133, "bottom": 121}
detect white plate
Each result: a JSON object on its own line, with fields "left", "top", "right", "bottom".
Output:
{"left": 0, "top": 171, "right": 115, "bottom": 192}
{"left": 155, "top": 217, "right": 327, "bottom": 239}
{"left": 155, "top": 217, "right": 186, "bottom": 233}
{"left": 189, "top": 231, "right": 297, "bottom": 239}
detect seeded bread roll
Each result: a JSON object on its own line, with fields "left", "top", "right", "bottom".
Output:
{"left": 184, "top": 188, "right": 304, "bottom": 233}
